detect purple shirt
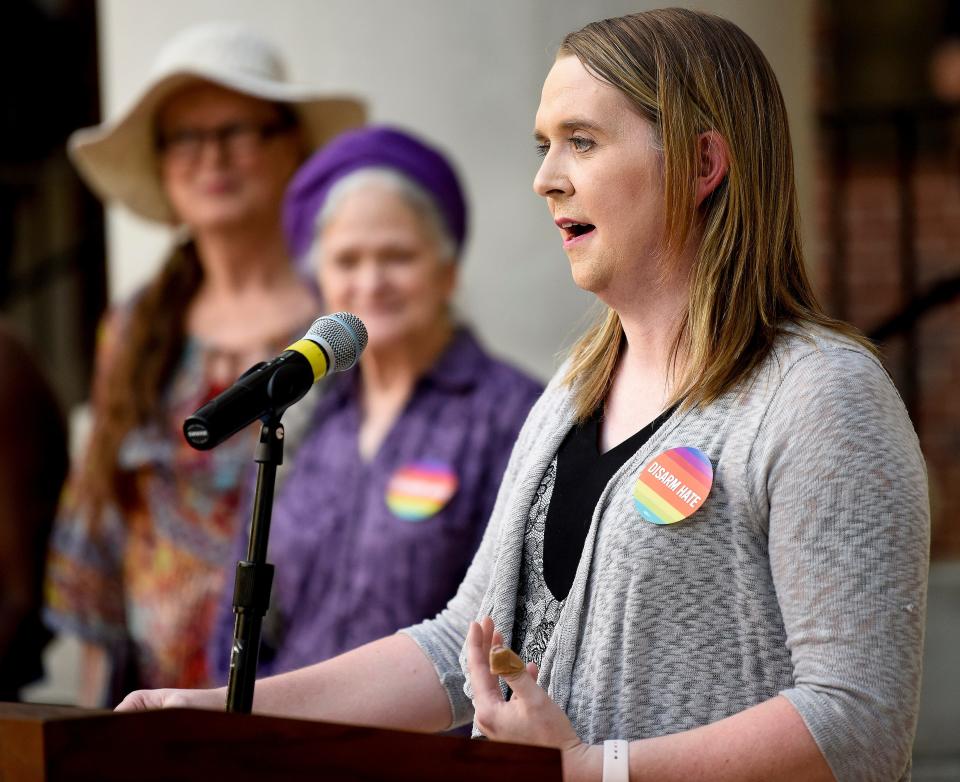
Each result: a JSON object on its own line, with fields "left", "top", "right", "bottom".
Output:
{"left": 209, "top": 329, "right": 541, "bottom": 679}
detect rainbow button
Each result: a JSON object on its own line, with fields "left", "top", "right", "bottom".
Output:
{"left": 632, "top": 447, "right": 713, "bottom": 525}
{"left": 386, "top": 460, "right": 459, "bottom": 522}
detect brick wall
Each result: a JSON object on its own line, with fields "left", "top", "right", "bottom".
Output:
{"left": 815, "top": 153, "right": 960, "bottom": 558}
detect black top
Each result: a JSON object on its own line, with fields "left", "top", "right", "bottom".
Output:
{"left": 543, "top": 404, "right": 675, "bottom": 601}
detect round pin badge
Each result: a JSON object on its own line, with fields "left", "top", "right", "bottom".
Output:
{"left": 632, "top": 446, "right": 713, "bottom": 525}
{"left": 386, "top": 459, "right": 459, "bottom": 522}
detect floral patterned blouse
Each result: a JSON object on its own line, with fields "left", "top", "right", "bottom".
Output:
{"left": 45, "top": 308, "right": 314, "bottom": 702}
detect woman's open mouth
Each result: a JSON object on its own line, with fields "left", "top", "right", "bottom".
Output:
{"left": 556, "top": 219, "right": 596, "bottom": 247}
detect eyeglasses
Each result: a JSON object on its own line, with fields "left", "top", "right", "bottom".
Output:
{"left": 157, "top": 120, "right": 295, "bottom": 164}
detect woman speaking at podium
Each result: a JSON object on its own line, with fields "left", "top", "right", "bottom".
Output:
{"left": 119, "top": 10, "right": 929, "bottom": 782}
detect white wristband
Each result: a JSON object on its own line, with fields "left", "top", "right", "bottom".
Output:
{"left": 603, "top": 739, "right": 630, "bottom": 782}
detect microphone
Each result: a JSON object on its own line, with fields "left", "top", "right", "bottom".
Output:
{"left": 183, "top": 312, "right": 367, "bottom": 451}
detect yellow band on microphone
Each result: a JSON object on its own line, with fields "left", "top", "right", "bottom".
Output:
{"left": 286, "top": 339, "right": 328, "bottom": 382}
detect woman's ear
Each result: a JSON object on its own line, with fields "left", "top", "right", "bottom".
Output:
{"left": 695, "top": 130, "right": 730, "bottom": 207}
{"left": 439, "top": 257, "right": 459, "bottom": 300}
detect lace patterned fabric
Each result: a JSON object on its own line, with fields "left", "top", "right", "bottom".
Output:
{"left": 512, "top": 458, "right": 564, "bottom": 669}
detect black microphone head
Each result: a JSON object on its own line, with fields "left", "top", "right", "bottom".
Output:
{"left": 304, "top": 312, "right": 368, "bottom": 372}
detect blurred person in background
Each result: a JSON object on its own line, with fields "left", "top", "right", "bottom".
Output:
{"left": 44, "top": 22, "right": 363, "bottom": 706}
{"left": 930, "top": 8, "right": 960, "bottom": 175}
{"left": 209, "top": 126, "right": 542, "bottom": 681}
{"left": 0, "top": 321, "right": 67, "bottom": 701}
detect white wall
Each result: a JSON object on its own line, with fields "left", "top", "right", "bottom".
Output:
{"left": 97, "top": 0, "right": 814, "bottom": 381}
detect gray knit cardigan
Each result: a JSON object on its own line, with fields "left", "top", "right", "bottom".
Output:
{"left": 403, "top": 326, "right": 929, "bottom": 782}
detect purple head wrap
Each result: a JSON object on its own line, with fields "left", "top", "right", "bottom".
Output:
{"left": 283, "top": 125, "right": 468, "bottom": 262}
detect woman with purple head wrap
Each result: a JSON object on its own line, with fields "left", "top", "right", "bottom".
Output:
{"left": 284, "top": 125, "right": 468, "bottom": 262}
{"left": 209, "top": 125, "right": 542, "bottom": 678}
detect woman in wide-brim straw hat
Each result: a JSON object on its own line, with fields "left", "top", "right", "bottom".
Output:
{"left": 45, "top": 21, "right": 364, "bottom": 707}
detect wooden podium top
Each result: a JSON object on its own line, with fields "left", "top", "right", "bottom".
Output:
{"left": 0, "top": 702, "right": 562, "bottom": 782}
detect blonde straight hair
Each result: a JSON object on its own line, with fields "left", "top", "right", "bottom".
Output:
{"left": 559, "top": 9, "right": 872, "bottom": 421}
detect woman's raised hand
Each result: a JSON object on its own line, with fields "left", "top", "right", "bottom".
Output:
{"left": 467, "top": 617, "right": 600, "bottom": 779}
{"left": 466, "top": 616, "right": 585, "bottom": 751}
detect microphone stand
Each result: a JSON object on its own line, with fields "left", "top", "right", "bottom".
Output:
{"left": 225, "top": 413, "right": 284, "bottom": 714}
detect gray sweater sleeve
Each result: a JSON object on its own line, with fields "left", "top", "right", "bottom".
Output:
{"left": 399, "top": 503, "right": 499, "bottom": 728}
{"left": 749, "top": 346, "right": 929, "bottom": 782}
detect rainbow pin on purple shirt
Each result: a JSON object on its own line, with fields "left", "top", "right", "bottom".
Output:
{"left": 386, "top": 459, "right": 459, "bottom": 521}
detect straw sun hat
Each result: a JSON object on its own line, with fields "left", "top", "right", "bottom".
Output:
{"left": 69, "top": 22, "right": 365, "bottom": 224}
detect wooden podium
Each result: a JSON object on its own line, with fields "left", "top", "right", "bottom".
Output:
{"left": 0, "top": 703, "right": 561, "bottom": 781}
